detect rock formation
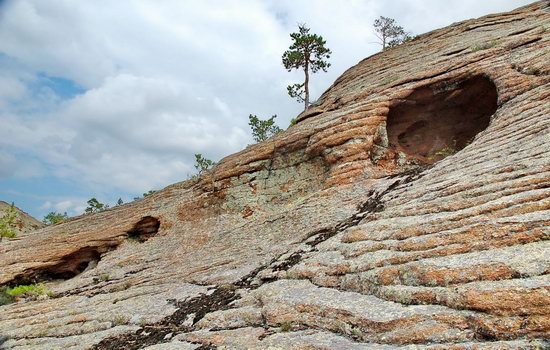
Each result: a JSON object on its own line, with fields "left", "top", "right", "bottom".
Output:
{"left": 1, "top": 2, "right": 549, "bottom": 349}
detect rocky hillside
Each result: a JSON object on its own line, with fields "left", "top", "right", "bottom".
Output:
{"left": 1, "top": 2, "right": 549, "bottom": 349}
{"left": 0, "top": 201, "right": 44, "bottom": 236}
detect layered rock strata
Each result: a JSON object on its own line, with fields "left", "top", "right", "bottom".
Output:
{"left": 1, "top": 2, "right": 549, "bottom": 349}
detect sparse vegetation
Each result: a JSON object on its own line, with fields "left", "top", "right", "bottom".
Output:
{"left": 116, "top": 198, "right": 124, "bottom": 206}
{"left": 43, "top": 211, "right": 68, "bottom": 225}
{"left": 282, "top": 23, "right": 331, "bottom": 111}
{"left": 471, "top": 40, "right": 498, "bottom": 52}
{"left": 85, "top": 198, "right": 108, "bottom": 214}
{"left": 99, "top": 273, "right": 111, "bottom": 282}
{"left": 112, "top": 314, "right": 130, "bottom": 326}
{"left": 0, "top": 202, "right": 17, "bottom": 241}
{"left": 351, "top": 327, "right": 363, "bottom": 339}
{"left": 288, "top": 117, "right": 297, "bottom": 128}
{"left": 2, "top": 283, "right": 53, "bottom": 303}
{"left": 379, "top": 75, "right": 400, "bottom": 86}
{"left": 194, "top": 154, "right": 216, "bottom": 174}
{"left": 280, "top": 321, "right": 293, "bottom": 332}
{"left": 133, "top": 190, "right": 156, "bottom": 201}
{"left": 0, "top": 287, "right": 15, "bottom": 305}
{"left": 248, "top": 114, "right": 283, "bottom": 142}
{"left": 427, "top": 146, "right": 457, "bottom": 160}
{"left": 524, "top": 67, "right": 542, "bottom": 76}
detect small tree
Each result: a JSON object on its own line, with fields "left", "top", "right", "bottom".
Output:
{"left": 116, "top": 198, "right": 124, "bottom": 206}
{"left": 0, "top": 202, "right": 17, "bottom": 241}
{"left": 282, "top": 24, "right": 331, "bottom": 111}
{"left": 248, "top": 114, "right": 282, "bottom": 142}
{"left": 194, "top": 154, "right": 215, "bottom": 174}
{"left": 85, "top": 198, "right": 108, "bottom": 214}
{"left": 374, "top": 16, "right": 408, "bottom": 51}
{"left": 43, "top": 211, "right": 68, "bottom": 225}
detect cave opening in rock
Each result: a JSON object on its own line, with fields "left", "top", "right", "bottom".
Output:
{"left": 47, "top": 247, "right": 102, "bottom": 279}
{"left": 6, "top": 246, "right": 106, "bottom": 286}
{"left": 127, "top": 216, "right": 160, "bottom": 242}
{"left": 386, "top": 75, "right": 498, "bottom": 163}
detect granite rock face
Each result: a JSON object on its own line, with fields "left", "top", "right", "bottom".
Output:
{"left": 1, "top": 2, "right": 550, "bottom": 349}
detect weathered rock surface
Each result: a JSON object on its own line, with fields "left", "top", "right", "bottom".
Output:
{"left": 1, "top": 2, "right": 549, "bottom": 349}
{"left": 0, "top": 201, "right": 44, "bottom": 237}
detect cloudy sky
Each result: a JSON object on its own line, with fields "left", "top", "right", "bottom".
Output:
{"left": 0, "top": 0, "right": 533, "bottom": 218}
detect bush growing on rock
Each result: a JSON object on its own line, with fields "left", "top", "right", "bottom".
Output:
{"left": 43, "top": 211, "right": 68, "bottom": 225}
{"left": 0, "top": 202, "right": 17, "bottom": 241}
{"left": 194, "top": 154, "right": 216, "bottom": 174}
{"left": 248, "top": 114, "right": 282, "bottom": 142}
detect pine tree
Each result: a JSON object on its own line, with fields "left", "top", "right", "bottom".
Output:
{"left": 282, "top": 24, "right": 331, "bottom": 111}
{"left": 374, "top": 16, "right": 409, "bottom": 51}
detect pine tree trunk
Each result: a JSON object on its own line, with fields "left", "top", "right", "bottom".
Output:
{"left": 304, "top": 61, "right": 310, "bottom": 111}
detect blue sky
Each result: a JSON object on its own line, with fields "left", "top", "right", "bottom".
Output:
{"left": 0, "top": 0, "right": 534, "bottom": 219}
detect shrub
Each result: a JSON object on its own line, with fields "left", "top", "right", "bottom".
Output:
{"left": 248, "top": 114, "right": 282, "bottom": 142}
{"left": 0, "top": 202, "right": 17, "bottom": 241}
{"left": 43, "top": 211, "right": 68, "bottom": 225}
{"left": 194, "top": 154, "right": 216, "bottom": 174}
{"left": 2, "top": 284, "right": 53, "bottom": 303}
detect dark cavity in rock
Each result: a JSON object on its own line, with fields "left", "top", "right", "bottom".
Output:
{"left": 127, "top": 216, "right": 160, "bottom": 242}
{"left": 387, "top": 74, "right": 498, "bottom": 163}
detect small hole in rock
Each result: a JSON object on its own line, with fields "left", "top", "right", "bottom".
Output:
{"left": 127, "top": 216, "right": 160, "bottom": 242}
{"left": 387, "top": 75, "right": 498, "bottom": 163}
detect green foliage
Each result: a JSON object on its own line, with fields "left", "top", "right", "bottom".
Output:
{"left": 287, "top": 83, "right": 305, "bottom": 104}
{"left": 99, "top": 273, "right": 111, "bottom": 282}
{"left": 387, "top": 33, "right": 416, "bottom": 48}
{"left": 282, "top": 24, "right": 331, "bottom": 73}
{"left": 0, "top": 202, "right": 17, "bottom": 241}
{"left": 43, "top": 211, "right": 68, "bottom": 225}
{"left": 4, "top": 284, "right": 53, "bottom": 301}
{"left": 374, "top": 16, "right": 408, "bottom": 50}
{"left": 194, "top": 154, "right": 216, "bottom": 174}
{"left": 282, "top": 23, "right": 331, "bottom": 110}
{"left": 85, "top": 198, "right": 108, "bottom": 214}
{"left": 248, "top": 114, "right": 283, "bottom": 143}
{"left": 116, "top": 198, "right": 124, "bottom": 206}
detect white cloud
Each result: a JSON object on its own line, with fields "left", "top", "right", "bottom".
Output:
{"left": 0, "top": 0, "right": 534, "bottom": 203}
{"left": 40, "top": 198, "right": 89, "bottom": 216}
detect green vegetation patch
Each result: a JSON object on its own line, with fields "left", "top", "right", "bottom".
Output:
{"left": 0, "top": 284, "right": 54, "bottom": 305}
